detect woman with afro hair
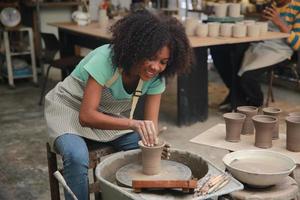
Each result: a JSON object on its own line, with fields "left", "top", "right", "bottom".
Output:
{"left": 44, "top": 10, "right": 193, "bottom": 200}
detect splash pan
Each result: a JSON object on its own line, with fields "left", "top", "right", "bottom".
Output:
{"left": 96, "top": 149, "right": 243, "bottom": 200}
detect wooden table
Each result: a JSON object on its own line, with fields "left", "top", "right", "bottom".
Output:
{"left": 50, "top": 22, "right": 289, "bottom": 126}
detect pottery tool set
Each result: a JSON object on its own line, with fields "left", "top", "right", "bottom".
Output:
{"left": 194, "top": 174, "right": 231, "bottom": 197}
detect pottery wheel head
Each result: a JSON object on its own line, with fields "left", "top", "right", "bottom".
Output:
{"left": 115, "top": 160, "right": 192, "bottom": 187}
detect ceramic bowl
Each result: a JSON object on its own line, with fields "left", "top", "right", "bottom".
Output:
{"left": 223, "top": 150, "right": 296, "bottom": 187}
{"left": 288, "top": 112, "right": 300, "bottom": 117}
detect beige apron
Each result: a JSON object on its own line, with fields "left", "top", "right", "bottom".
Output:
{"left": 44, "top": 68, "right": 143, "bottom": 148}
{"left": 238, "top": 17, "right": 293, "bottom": 76}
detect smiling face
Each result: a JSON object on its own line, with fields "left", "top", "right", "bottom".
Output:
{"left": 133, "top": 46, "right": 170, "bottom": 81}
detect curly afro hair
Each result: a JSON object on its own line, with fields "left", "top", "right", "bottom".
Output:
{"left": 109, "top": 10, "right": 193, "bottom": 78}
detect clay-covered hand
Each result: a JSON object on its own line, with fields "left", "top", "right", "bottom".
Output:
{"left": 130, "top": 120, "right": 157, "bottom": 147}
{"left": 161, "top": 143, "right": 171, "bottom": 160}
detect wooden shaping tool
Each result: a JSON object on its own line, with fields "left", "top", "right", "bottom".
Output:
{"left": 132, "top": 180, "right": 197, "bottom": 193}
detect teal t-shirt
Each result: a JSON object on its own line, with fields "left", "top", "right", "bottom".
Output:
{"left": 71, "top": 44, "right": 165, "bottom": 100}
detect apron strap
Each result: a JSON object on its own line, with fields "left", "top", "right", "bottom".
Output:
{"left": 104, "top": 67, "right": 144, "bottom": 120}
{"left": 105, "top": 68, "right": 121, "bottom": 88}
{"left": 130, "top": 79, "right": 143, "bottom": 119}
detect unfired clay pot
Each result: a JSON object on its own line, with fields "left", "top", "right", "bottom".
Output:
{"left": 256, "top": 22, "right": 268, "bottom": 35}
{"left": 252, "top": 115, "right": 277, "bottom": 148}
{"left": 237, "top": 106, "right": 258, "bottom": 135}
{"left": 247, "top": 24, "right": 260, "bottom": 37}
{"left": 196, "top": 23, "right": 208, "bottom": 37}
{"left": 185, "top": 18, "right": 198, "bottom": 36}
{"left": 262, "top": 107, "right": 282, "bottom": 139}
{"left": 286, "top": 116, "right": 300, "bottom": 152}
{"left": 220, "top": 23, "right": 233, "bottom": 37}
{"left": 223, "top": 112, "right": 246, "bottom": 142}
{"left": 138, "top": 140, "right": 165, "bottom": 175}
{"left": 232, "top": 24, "right": 246, "bottom": 37}
{"left": 214, "top": 3, "right": 228, "bottom": 18}
{"left": 208, "top": 22, "right": 220, "bottom": 37}
{"left": 228, "top": 3, "right": 241, "bottom": 17}
{"left": 288, "top": 112, "right": 300, "bottom": 117}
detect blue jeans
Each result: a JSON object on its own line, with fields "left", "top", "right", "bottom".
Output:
{"left": 54, "top": 132, "right": 140, "bottom": 200}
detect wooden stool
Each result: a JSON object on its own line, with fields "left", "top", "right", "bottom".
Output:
{"left": 46, "top": 142, "right": 116, "bottom": 200}
{"left": 230, "top": 176, "right": 299, "bottom": 200}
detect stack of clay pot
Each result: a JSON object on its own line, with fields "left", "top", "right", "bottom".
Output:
{"left": 185, "top": 18, "right": 268, "bottom": 38}
{"left": 223, "top": 107, "right": 300, "bottom": 151}
{"left": 212, "top": 3, "right": 241, "bottom": 18}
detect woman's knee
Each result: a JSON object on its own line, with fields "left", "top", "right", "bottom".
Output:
{"left": 64, "top": 148, "right": 89, "bottom": 168}
{"left": 55, "top": 134, "right": 89, "bottom": 168}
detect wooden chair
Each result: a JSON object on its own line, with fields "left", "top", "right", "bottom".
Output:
{"left": 265, "top": 57, "right": 300, "bottom": 107}
{"left": 265, "top": 68, "right": 275, "bottom": 107}
{"left": 46, "top": 142, "right": 116, "bottom": 200}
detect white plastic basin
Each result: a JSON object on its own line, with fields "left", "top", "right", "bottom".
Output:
{"left": 223, "top": 150, "right": 296, "bottom": 187}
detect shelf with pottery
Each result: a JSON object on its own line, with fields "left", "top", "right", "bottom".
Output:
{"left": 207, "top": 15, "right": 244, "bottom": 23}
{"left": 49, "top": 21, "right": 289, "bottom": 48}
{"left": 186, "top": 18, "right": 288, "bottom": 47}
{"left": 191, "top": 20, "right": 268, "bottom": 38}
{"left": 23, "top": 1, "right": 82, "bottom": 8}
{"left": 188, "top": 31, "right": 288, "bottom": 46}
{"left": 183, "top": 0, "right": 289, "bottom": 45}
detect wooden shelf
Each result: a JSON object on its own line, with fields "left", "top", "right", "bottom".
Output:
{"left": 187, "top": 9, "right": 203, "bottom": 13}
{"left": 0, "top": 2, "right": 19, "bottom": 8}
{"left": 23, "top": 1, "right": 82, "bottom": 8}
{"left": 11, "top": 51, "right": 31, "bottom": 56}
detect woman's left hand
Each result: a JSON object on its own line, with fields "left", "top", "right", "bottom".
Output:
{"left": 262, "top": 6, "right": 282, "bottom": 27}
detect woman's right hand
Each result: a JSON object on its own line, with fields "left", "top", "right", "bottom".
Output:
{"left": 130, "top": 120, "right": 157, "bottom": 146}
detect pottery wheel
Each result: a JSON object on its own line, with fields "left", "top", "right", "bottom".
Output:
{"left": 116, "top": 160, "right": 192, "bottom": 187}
